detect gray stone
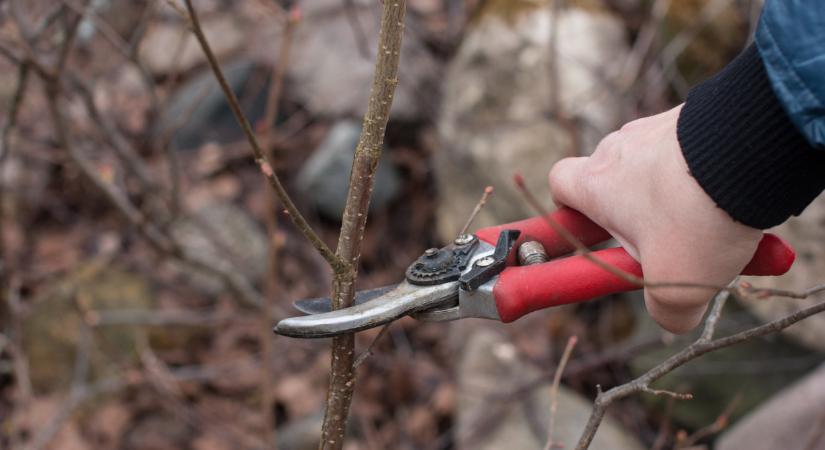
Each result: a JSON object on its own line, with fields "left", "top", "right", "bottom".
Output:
{"left": 296, "top": 120, "right": 400, "bottom": 218}
{"left": 170, "top": 202, "right": 269, "bottom": 295}
{"left": 739, "top": 195, "right": 825, "bottom": 352}
{"left": 456, "top": 328, "right": 645, "bottom": 450}
{"left": 275, "top": 413, "right": 324, "bottom": 450}
{"left": 435, "top": 6, "right": 629, "bottom": 241}
{"left": 252, "top": 0, "right": 441, "bottom": 121}
{"left": 139, "top": 15, "right": 245, "bottom": 76}
{"left": 23, "top": 263, "right": 154, "bottom": 393}
{"left": 717, "top": 363, "right": 825, "bottom": 450}
{"left": 156, "top": 60, "right": 265, "bottom": 150}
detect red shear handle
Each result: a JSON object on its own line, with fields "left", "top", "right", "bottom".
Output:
{"left": 475, "top": 207, "right": 611, "bottom": 258}
{"left": 493, "top": 235, "right": 796, "bottom": 323}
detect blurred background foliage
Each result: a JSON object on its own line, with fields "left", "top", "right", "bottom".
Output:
{"left": 1, "top": 0, "right": 824, "bottom": 449}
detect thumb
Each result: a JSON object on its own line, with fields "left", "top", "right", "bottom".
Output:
{"left": 548, "top": 157, "right": 591, "bottom": 211}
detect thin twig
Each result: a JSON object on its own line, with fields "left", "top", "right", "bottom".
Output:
{"left": 651, "top": 396, "right": 676, "bottom": 450}
{"left": 0, "top": 62, "right": 29, "bottom": 334}
{"left": 574, "top": 288, "right": 825, "bottom": 450}
{"left": 343, "top": 0, "right": 372, "bottom": 59}
{"left": 543, "top": 335, "right": 577, "bottom": 450}
{"left": 617, "top": 0, "right": 671, "bottom": 91}
{"left": 45, "top": 71, "right": 266, "bottom": 310}
{"left": 67, "top": 75, "right": 157, "bottom": 193}
{"left": 258, "top": 7, "right": 300, "bottom": 447}
{"left": 0, "top": 63, "right": 29, "bottom": 163}
{"left": 546, "top": 0, "right": 562, "bottom": 118}
{"left": 496, "top": 333, "right": 668, "bottom": 399}
{"left": 261, "top": 6, "right": 299, "bottom": 134}
{"left": 459, "top": 186, "right": 494, "bottom": 236}
{"left": 641, "top": 386, "right": 693, "bottom": 400}
{"left": 181, "top": 0, "right": 343, "bottom": 271}
{"left": 353, "top": 324, "right": 392, "bottom": 368}
{"left": 55, "top": 1, "right": 85, "bottom": 75}
{"left": 675, "top": 392, "right": 741, "bottom": 448}
{"left": 27, "top": 2, "right": 270, "bottom": 311}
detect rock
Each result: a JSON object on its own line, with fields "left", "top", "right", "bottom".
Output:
{"left": 629, "top": 298, "right": 821, "bottom": 430}
{"left": 740, "top": 196, "right": 825, "bottom": 352}
{"left": 252, "top": 0, "right": 441, "bottom": 121}
{"left": 296, "top": 120, "right": 401, "bottom": 218}
{"left": 23, "top": 262, "right": 154, "bottom": 393}
{"left": 717, "top": 363, "right": 825, "bottom": 450}
{"left": 435, "top": 6, "right": 629, "bottom": 241}
{"left": 140, "top": 15, "right": 245, "bottom": 76}
{"left": 275, "top": 413, "right": 324, "bottom": 450}
{"left": 156, "top": 61, "right": 266, "bottom": 150}
{"left": 456, "top": 328, "right": 645, "bottom": 450}
{"left": 170, "top": 202, "right": 269, "bottom": 295}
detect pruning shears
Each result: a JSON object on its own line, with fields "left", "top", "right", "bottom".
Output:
{"left": 274, "top": 207, "right": 796, "bottom": 338}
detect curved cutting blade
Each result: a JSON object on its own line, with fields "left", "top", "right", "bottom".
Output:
{"left": 293, "top": 285, "right": 398, "bottom": 315}
{"left": 274, "top": 281, "right": 458, "bottom": 338}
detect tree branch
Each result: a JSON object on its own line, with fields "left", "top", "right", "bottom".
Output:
{"left": 574, "top": 288, "right": 825, "bottom": 449}
{"left": 544, "top": 335, "right": 577, "bottom": 450}
{"left": 44, "top": 75, "right": 266, "bottom": 310}
{"left": 320, "top": 2, "right": 407, "bottom": 449}
{"left": 181, "top": 0, "right": 343, "bottom": 272}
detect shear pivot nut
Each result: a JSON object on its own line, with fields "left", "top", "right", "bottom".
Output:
{"left": 475, "top": 256, "right": 495, "bottom": 267}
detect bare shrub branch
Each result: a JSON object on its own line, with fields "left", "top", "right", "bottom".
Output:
{"left": 181, "top": 0, "right": 342, "bottom": 271}
{"left": 321, "top": 2, "right": 407, "bottom": 448}
{"left": 574, "top": 289, "right": 825, "bottom": 449}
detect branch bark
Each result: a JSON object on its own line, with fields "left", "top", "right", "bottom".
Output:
{"left": 320, "top": 2, "right": 407, "bottom": 449}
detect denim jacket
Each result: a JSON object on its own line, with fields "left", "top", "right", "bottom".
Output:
{"left": 757, "top": 0, "right": 825, "bottom": 149}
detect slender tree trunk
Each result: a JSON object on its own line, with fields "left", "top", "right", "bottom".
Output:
{"left": 319, "top": 2, "right": 407, "bottom": 449}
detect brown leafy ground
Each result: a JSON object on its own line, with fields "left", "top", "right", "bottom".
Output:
{"left": 0, "top": 1, "right": 806, "bottom": 449}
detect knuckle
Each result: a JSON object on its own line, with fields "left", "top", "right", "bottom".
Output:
{"left": 595, "top": 130, "right": 623, "bottom": 153}
{"left": 620, "top": 117, "right": 645, "bottom": 133}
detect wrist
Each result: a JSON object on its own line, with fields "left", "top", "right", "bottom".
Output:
{"left": 677, "top": 44, "right": 825, "bottom": 229}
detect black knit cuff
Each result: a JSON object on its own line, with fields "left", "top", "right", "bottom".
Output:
{"left": 677, "top": 44, "right": 825, "bottom": 229}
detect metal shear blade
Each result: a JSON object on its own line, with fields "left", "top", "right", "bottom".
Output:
{"left": 292, "top": 285, "right": 398, "bottom": 315}
{"left": 273, "top": 281, "right": 458, "bottom": 338}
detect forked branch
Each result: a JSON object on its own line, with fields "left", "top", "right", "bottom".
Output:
{"left": 574, "top": 289, "right": 825, "bottom": 449}
{"left": 321, "top": 1, "right": 407, "bottom": 449}
{"left": 181, "top": 0, "right": 343, "bottom": 271}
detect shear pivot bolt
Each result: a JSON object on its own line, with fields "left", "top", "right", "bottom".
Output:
{"left": 476, "top": 256, "right": 495, "bottom": 267}
{"left": 518, "top": 240, "right": 549, "bottom": 266}
{"left": 424, "top": 248, "right": 440, "bottom": 257}
{"left": 454, "top": 234, "right": 475, "bottom": 246}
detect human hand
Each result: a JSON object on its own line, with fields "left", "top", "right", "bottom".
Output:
{"left": 548, "top": 105, "right": 763, "bottom": 333}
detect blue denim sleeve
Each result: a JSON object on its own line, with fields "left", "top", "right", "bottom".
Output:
{"left": 756, "top": 0, "right": 825, "bottom": 149}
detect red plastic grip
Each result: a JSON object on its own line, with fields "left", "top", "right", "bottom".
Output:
{"left": 493, "top": 236, "right": 796, "bottom": 323}
{"left": 741, "top": 233, "right": 796, "bottom": 276}
{"left": 475, "top": 207, "right": 612, "bottom": 258}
